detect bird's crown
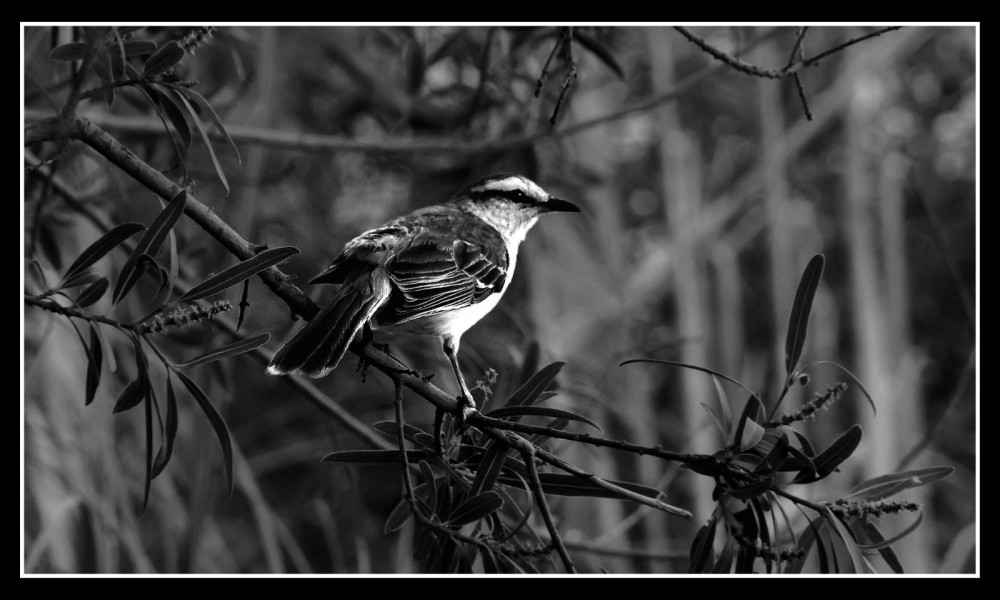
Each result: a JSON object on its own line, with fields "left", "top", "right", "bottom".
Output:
{"left": 458, "top": 173, "right": 550, "bottom": 207}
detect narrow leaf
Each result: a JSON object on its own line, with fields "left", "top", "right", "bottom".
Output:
{"left": 151, "top": 85, "right": 193, "bottom": 150}
{"left": 175, "top": 333, "right": 270, "bottom": 368}
{"left": 372, "top": 421, "right": 432, "bottom": 448}
{"left": 859, "top": 520, "right": 905, "bottom": 573}
{"left": 143, "top": 40, "right": 184, "bottom": 77}
{"left": 113, "top": 379, "right": 146, "bottom": 414}
{"left": 61, "top": 222, "right": 145, "bottom": 284}
{"left": 85, "top": 324, "right": 103, "bottom": 406}
{"left": 856, "top": 511, "right": 924, "bottom": 551}
{"left": 123, "top": 40, "right": 157, "bottom": 56}
{"left": 689, "top": 518, "right": 718, "bottom": 573}
{"left": 75, "top": 277, "right": 109, "bottom": 308}
{"left": 57, "top": 270, "right": 102, "bottom": 292}
{"left": 504, "top": 362, "right": 564, "bottom": 410}
{"left": 468, "top": 440, "right": 510, "bottom": 497}
{"left": 622, "top": 358, "right": 761, "bottom": 404}
{"left": 176, "top": 371, "right": 233, "bottom": 497}
{"left": 180, "top": 86, "right": 242, "bottom": 164}
{"left": 785, "top": 254, "right": 824, "bottom": 377}
{"left": 49, "top": 42, "right": 89, "bottom": 61}
{"left": 176, "top": 246, "right": 300, "bottom": 304}
{"left": 700, "top": 402, "right": 728, "bottom": 438}
{"left": 152, "top": 375, "right": 178, "bottom": 478}
{"left": 793, "top": 425, "right": 863, "bottom": 483}
{"left": 113, "top": 192, "right": 187, "bottom": 304}
{"left": 485, "top": 405, "right": 602, "bottom": 432}
{"left": 321, "top": 449, "right": 435, "bottom": 464}
{"left": 727, "top": 475, "right": 773, "bottom": 500}
{"left": 418, "top": 461, "right": 437, "bottom": 510}
{"left": 711, "top": 375, "right": 733, "bottom": 438}
{"left": 732, "top": 395, "right": 764, "bottom": 448}
{"left": 384, "top": 498, "right": 413, "bottom": 534}
{"left": 848, "top": 466, "right": 954, "bottom": 501}
{"left": 740, "top": 417, "right": 766, "bottom": 452}
{"left": 824, "top": 509, "right": 868, "bottom": 573}
{"left": 140, "top": 384, "right": 153, "bottom": 515}
{"left": 447, "top": 491, "right": 503, "bottom": 526}
{"left": 174, "top": 90, "right": 230, "bottom": 194}
{"left": 497, "top": 471, "right": 661, "bottom": 500}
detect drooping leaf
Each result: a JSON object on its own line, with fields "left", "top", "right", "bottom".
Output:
{"left": 847, "top": 466, "right": 954, "bottom": 501}
{"left": 113, "top": 192, "right": 187, "bottom": 304}
{"left": 756, "top": 431, "right": 790, "bottom": 473}
{"left": 468, "top": 439, "right": 510, "bottom": 497}
{"left": 791, "top": 429, "right": 817, "bottom": 457}
{"left": 712, "top": 539, "right": 736, "bottom": 573}
{"left": 689, "top": 518, "right": 718, "bottom": 573}
{"left": 177, "top": 86, "right": 242, "bottom": 164}
{"left": 113, "top": 378, "right": 147, "bottom": 414}
{"left": 418, "top": 462, "right": 437, "bottom": 509}
{"left": 447, "top": 491, "right": 503, "bottom": 526}
{"left": 150, "top": 85, "right": 193, "bottom": 150}
{"left": 60, "top": 222, "right": 144, "bottom": 284}
{"left": 49, "top": 42, "right": 90, "bottom": 61}
{"left": 573, "top": 30, "right": 625, "bottom": 80}
{"left": 321, "top": 449, "right": 435, "bottom": 464}
{"left": 700, "top": 402, "right": 728, "bottom": 438}
{"left": 110, "top": 27, "right": 127, "bottom": 79}
{"left": 75, "top": 277, "right": 110, "bottom": 308}
{"left": 152, "top": 374, "right": 178, "bottom": 478}
{"left": 793, "top": 425, "right": 863, "bottom": 484}
{"left": 176, "top": 371, "right": 233, "bottom": 497}
{"left": 143, "top": 40, "right": 184, "bottom": 77}
{"left": 824, "top": 509, "right": 869, "bottom": 573}
{"left": 711, "top": 375, "right": 733, "bottom": 438}
{"left": 64, "top": 318, "right": 98, "bottom": 406}
{"left": 173, "top": 90, "right": 230, "bottom": 194}
{"left": 175, "top": 333, "right": 270, "bottom": 368}
{"left": 622, "top": 358, "right": 761, "bottom": 405}
{"left": 485, "top": 405, "right": 602, "bottom": 432}
{"left": 140, "top": 382, "right": 154, "bottom": 515}
{"left": 176, "top": 247, "right": 300, "bottom": 304}
{"left": 518, "top": 341, "right": 540, "bottom": 385}
{"left": 784, "top": 254, "right": 824, "bottom": 377}
{"left": 384, "top": 498, "right": 413, "bottom": 534}
{"left": 85, "top": 324, "right": 103, "bottom": 406}
{"left": 504, "top": 362, "right": 564, "bottom": 411}
{"left": 732, "top": 395, "right": 764, "bottom": 449}
{"left": 858, "top": 519, "right": 905, "bottom": 573}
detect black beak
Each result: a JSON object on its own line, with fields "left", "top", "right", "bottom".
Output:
{"left": 542, "top": 197, "right": 581, "bottom": 213}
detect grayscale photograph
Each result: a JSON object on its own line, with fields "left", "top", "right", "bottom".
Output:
{"left": 22, "top": 24, "right": 978, "bottom": 576}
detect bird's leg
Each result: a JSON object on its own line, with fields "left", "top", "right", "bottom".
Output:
{"left": 442, "top": 336, "right": 476, "bottom": 428}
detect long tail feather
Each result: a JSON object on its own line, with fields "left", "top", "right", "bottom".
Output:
{"left": 267, "top": 271, "right": 390, "bottom": 378}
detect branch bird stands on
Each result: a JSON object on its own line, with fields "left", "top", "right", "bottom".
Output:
{"left": 266, "top": 174, "right": 580, "bottom": 421}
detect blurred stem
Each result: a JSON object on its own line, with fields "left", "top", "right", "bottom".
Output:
{"left": 518, "top": 444, "right": 576, "bottom": 573}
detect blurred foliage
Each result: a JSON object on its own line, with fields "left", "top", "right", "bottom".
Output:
{"left": 23, "top": 25, "right": 976, "bottom": 574}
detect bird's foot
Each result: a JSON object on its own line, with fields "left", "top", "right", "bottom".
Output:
{"left": 455, "top": 394, "right": 478, "bottom": 431}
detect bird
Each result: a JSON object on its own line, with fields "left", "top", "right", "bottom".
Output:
{"left": 266, "top": 173, "right": 580, "bottom": 416}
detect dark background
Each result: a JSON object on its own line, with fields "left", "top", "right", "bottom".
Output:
{"left": 23, "top": 25, "right": 977, "bottom": 574}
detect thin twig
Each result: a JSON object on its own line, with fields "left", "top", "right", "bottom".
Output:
{"left": 534, "top": 27, "right": 565, "bottom": 98}
{"left": 516, "top": 443, "right": 576, "bottom": 573}
{"left": 393, "top": 381, "right": 494, "bottom": 558}
{"left": 25, "top": 295, "right": 135, "bottom": 330}
{"left": 786, "top": 27, "right": 813, "bottom": 121}
{"left": 675, "top": 26, "right": 902, "bottom": 79}
{"left": 549, "top": 27, "right": 578, "bottom": 124}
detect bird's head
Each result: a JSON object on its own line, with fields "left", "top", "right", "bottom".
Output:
{"left": 452, "top": 173, "right": 579, "bottom": 244}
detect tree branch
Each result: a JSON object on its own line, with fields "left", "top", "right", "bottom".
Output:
{"left": 675, "top": 26, "right": 902, "bottom": 79}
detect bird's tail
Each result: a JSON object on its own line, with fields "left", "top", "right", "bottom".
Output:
{"left": 267, "top": 270, "right": 391, "bottom": 378}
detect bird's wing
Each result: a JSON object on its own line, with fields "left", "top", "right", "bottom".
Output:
{"left": 376, "top": 219, "right": 508, "bottom": 326}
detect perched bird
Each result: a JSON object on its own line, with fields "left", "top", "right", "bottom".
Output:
{"left": 266, "top": 173, "right": 579, "bottom": 414}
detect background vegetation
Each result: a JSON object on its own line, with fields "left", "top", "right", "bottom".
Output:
{"left": 23, "top": 25, "right": 976, "bottom": 574}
